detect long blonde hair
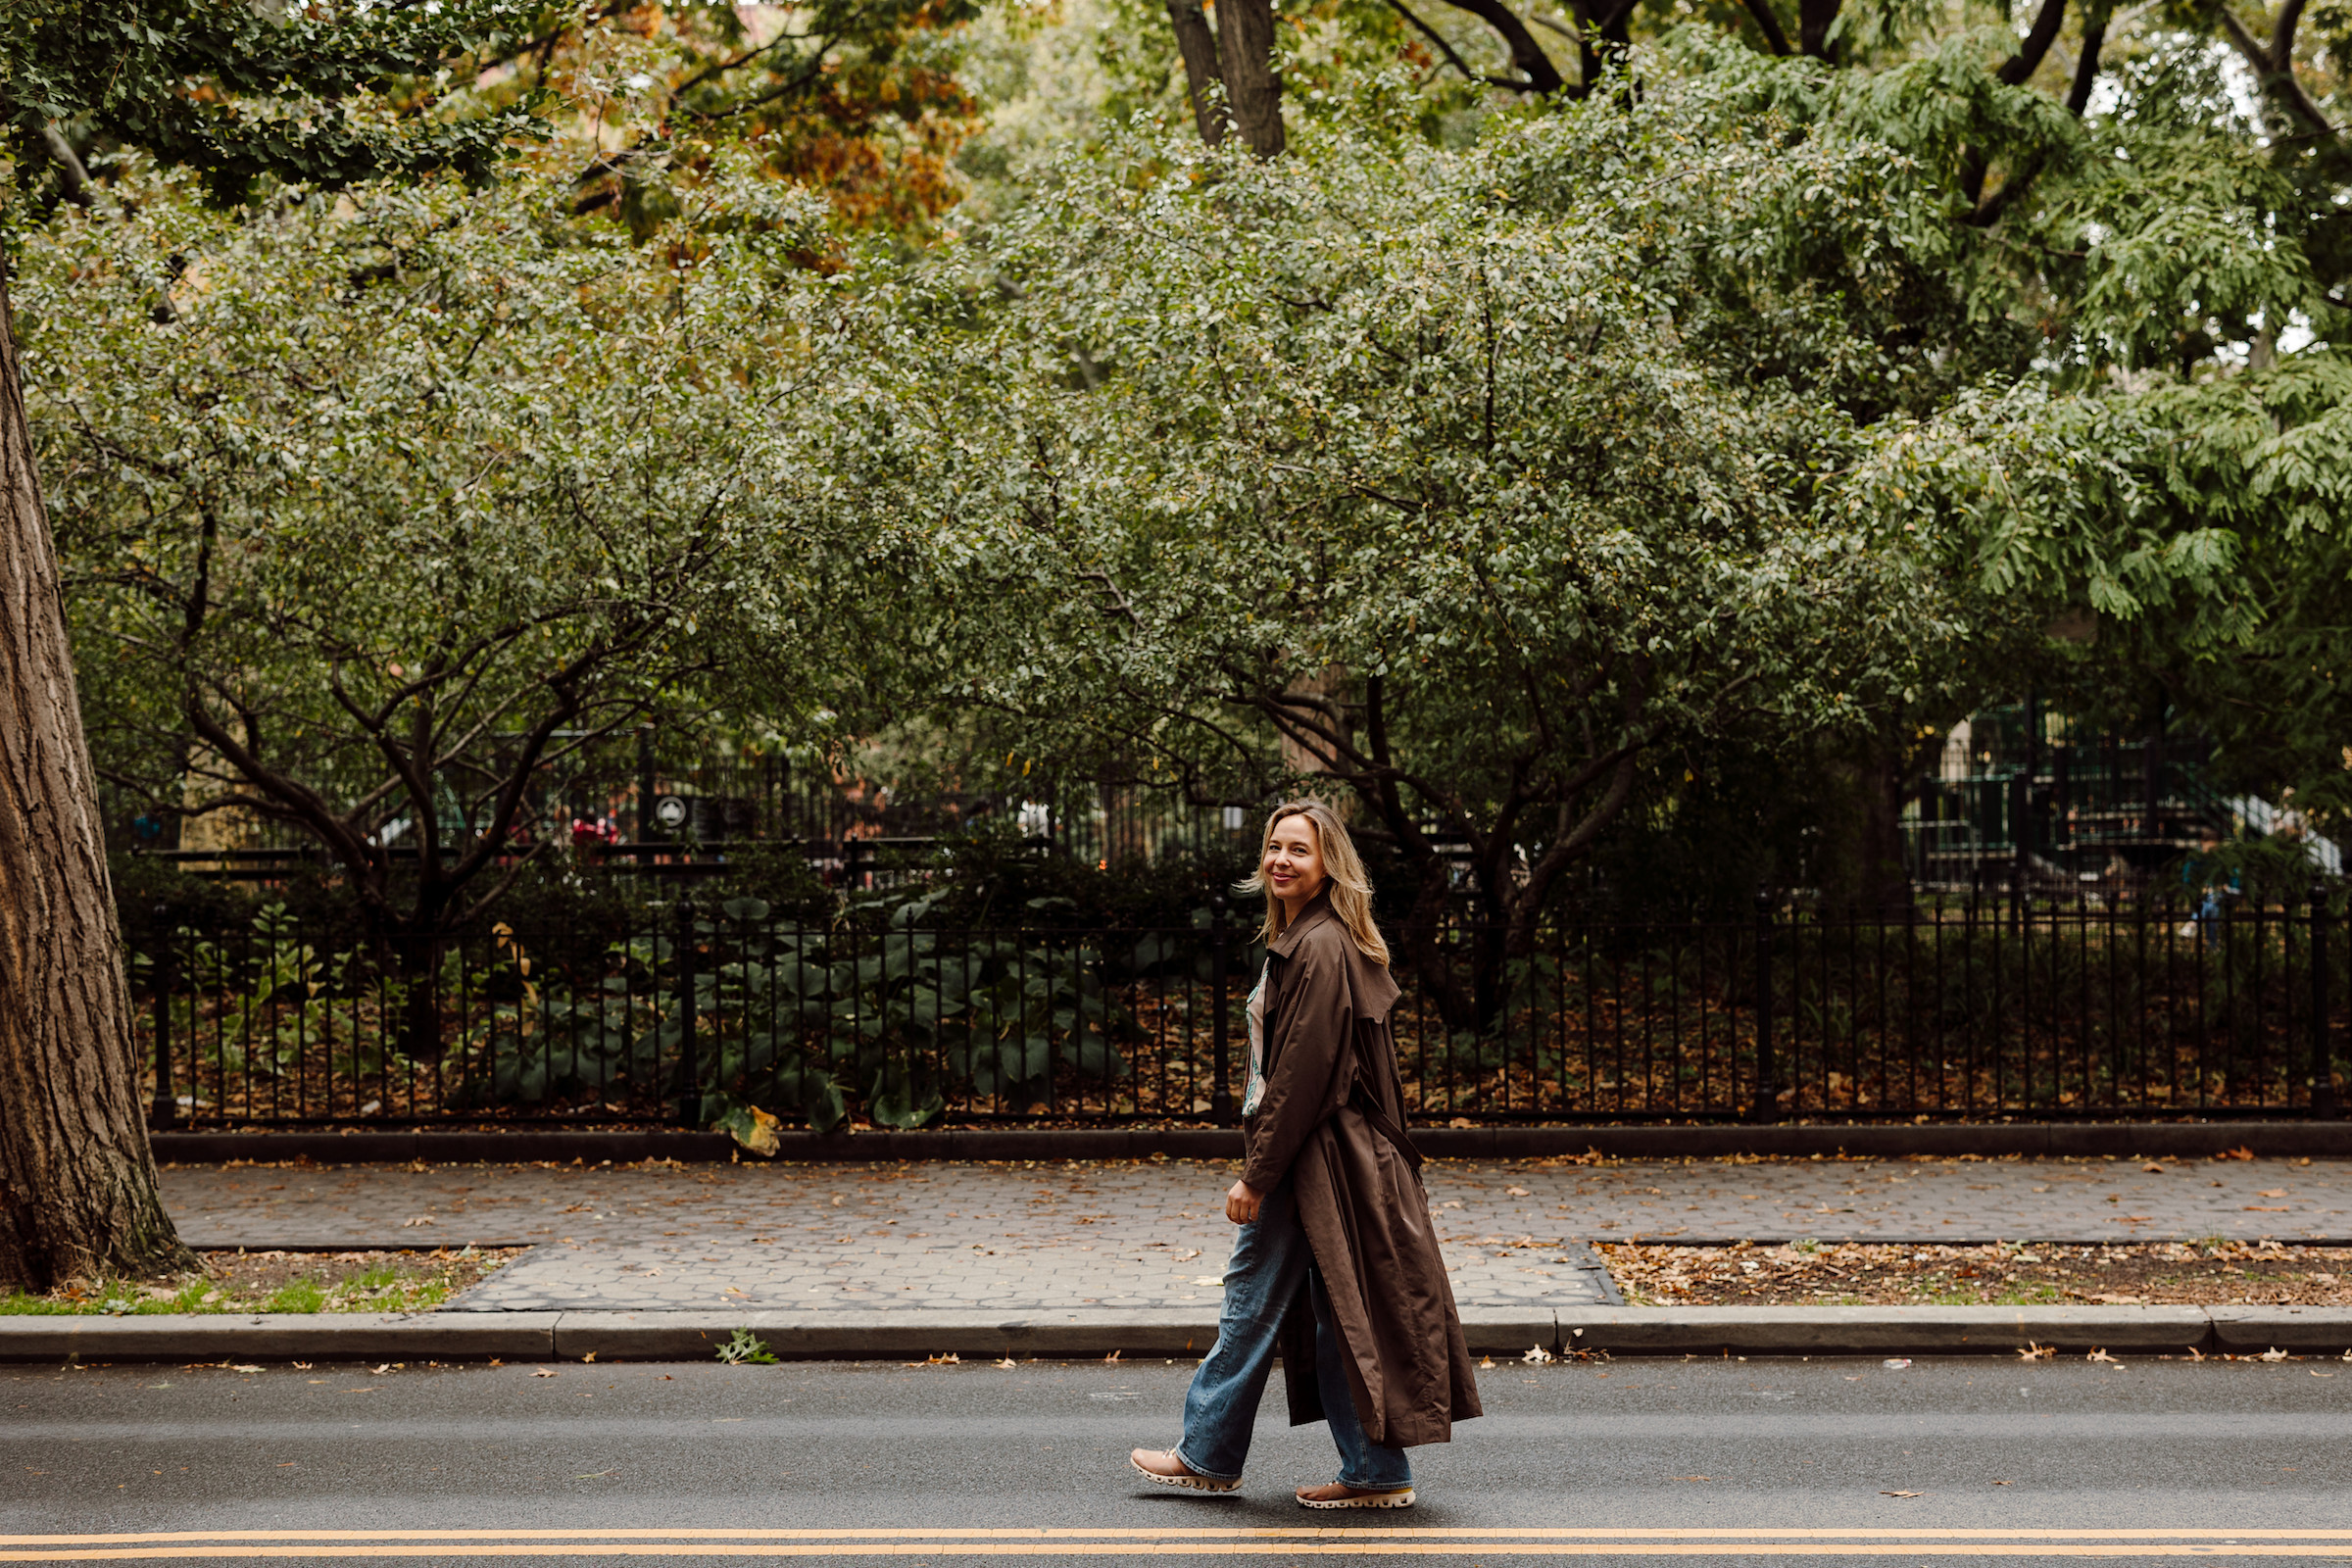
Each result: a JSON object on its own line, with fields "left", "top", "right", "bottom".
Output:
{"left": 1238, "top": 799, "right": 1391, "bottom": 966}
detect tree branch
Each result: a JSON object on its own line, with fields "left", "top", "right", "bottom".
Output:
{"left": 2215, "top": 4, "right": 2335, "bottom": 138}
{"left": 1421, "top": 0, "right": 1565, "bottom": 92}
{"left": 2066, "top": 0, "right": 2109, "bottom": 114}
{"left": 1996, "top": 0, "right": 2067, "bottom": 84}
{"left": 1738, "top": 0, "right": 1794, "bottom": 55}
{"left": 38, "top": 122, "right": 93, "bottom": 207}
{"left": 1382, "top": 0, "right": 1534, "bottom": 89}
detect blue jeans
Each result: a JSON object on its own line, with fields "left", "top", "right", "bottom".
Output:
{"left": 1172, "top": 1180, "right": 1412, "bottom": 1491}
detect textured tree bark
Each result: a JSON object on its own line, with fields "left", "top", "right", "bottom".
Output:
{"left": 1212, "top": 0, "right": 1287, "bottom": 157}
{"left": 1166, "top": 0, "right": 1229, "bottom": 145}
{"left": 0, "top": 273, "right": 193, "bottom": 1293}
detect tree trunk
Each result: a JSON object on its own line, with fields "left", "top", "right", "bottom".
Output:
{"left": 1166, "top": 0, "right": 1229, "bottom": 145}
{"left": 1815, "top": 732, "right": 1917, "bottom": 915}
{"left": 393, "top": 927, "right": 448, "bottom": 1060}
{"left": 1213, "top": 0, "right": 1287, "bottom": 157}
{"left": 0, "top": 273, "right": 194, "bottom": 1293}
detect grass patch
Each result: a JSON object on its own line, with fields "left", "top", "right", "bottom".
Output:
{"left": 262, "top": 1279, "right": 326, "bottom": 1314}
{"left": 0, "top": 1248, "right": 519, "bottom": 1316}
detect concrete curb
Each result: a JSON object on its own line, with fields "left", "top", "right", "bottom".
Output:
{"left": 152, "top": 1121, "right": 2352, "bottom": 1166}
{"left": 12, "top": 1304, "right": 2350, "bottom": 1364}
{"left": 0, "top": 1311, "right": 560, "bottom": 1363}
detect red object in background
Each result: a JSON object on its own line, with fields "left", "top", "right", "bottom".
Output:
{"left": 571, "top": 815, "right": 618, "bottom": 848}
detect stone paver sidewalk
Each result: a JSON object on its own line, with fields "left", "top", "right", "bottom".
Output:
{"left": 159, "top": 1152, "right": 2352, "bottom": 1316}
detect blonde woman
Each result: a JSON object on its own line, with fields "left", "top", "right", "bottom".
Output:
{"left": 1130, "top": 801, "right": 1481, "bottom": 1508}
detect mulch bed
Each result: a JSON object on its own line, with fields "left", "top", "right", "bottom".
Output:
{"left": 1600, "top": 1239, "right": 2352, "bottom": 1306}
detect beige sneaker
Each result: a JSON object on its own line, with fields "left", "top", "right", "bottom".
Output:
{"left": 1296, "top": 1483, "right": 1415, "bottom": 1509}
{"left": 1130, "top": 1448, "right": 1242, "bottom": 1493}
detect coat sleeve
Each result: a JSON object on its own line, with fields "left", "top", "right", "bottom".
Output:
{"left": 1241, "top": 939, "right": 1353, "bottom": 1193}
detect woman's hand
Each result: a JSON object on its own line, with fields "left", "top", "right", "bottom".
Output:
{"left": 1225, "top": 1180, "right": 1263, "bottom": 1225}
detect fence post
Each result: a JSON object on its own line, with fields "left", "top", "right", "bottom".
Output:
{"left": 676, "top": 897, "right": 702, "bottom": 1127}
{"left": 1750, "top": 892, "right": 1778, "bottom": 1123}
{"left": 2315, "top": 880, "right": 2337, "bottom": 1118}
{"left": 2010, "top": 770, "right": 2030, "bottom": 931}
{"left": 1209, "top": 893, "right": 1235, "bottom": 1126}
{"left": 637, "top": 725, "right": 659, "bottom": 847}
{"left": 148, "top": 906, "right": 176, "bottom": 1130}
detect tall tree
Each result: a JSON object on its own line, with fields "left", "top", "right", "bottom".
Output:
{"left": 823, "top": 94, "right": 1969, "bottom": 1025}
{"left": 0, "top": 0, "right": 540, "bottom": 1292}
{"left": 30, "top": 160, "right": 841, "bottom": 1058}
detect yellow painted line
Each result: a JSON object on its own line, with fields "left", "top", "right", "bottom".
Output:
{"left": 14, "top": 1542, "right": 2352, "bottom": 1551}
{"left": 11, "top": 1546, "right": 2352, "bottom": 1562}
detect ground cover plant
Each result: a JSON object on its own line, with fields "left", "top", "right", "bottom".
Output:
{"left": 0, "top": 1248, "right": 517, "bottom": 1317}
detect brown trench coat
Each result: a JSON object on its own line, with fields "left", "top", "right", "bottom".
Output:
{"left": 1240, "top": 890, "right": 1483, "bottom": 1448}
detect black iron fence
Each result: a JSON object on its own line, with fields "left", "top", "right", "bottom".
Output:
{"left": 135, "top": 891, "right": 2346, "bottom": 1130}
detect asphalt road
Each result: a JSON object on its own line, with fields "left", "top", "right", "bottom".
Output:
{"left": 5, "top": 1355, "right": 2351, "bottom": 1565}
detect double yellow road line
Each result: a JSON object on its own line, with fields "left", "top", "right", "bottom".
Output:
{"left": 7, "top": 1531, "right": 2352, "bottom": 1561}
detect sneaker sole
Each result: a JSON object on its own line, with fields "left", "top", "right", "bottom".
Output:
{"left": 1298, "top": 1489, "right": 1416, "bottom": 1510}
{"left": 1131, "top": 1457, "right": 1242, "bottom": 1493}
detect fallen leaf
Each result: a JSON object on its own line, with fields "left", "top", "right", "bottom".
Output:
{"left": 927, "top": 1352, "right": 960, "bottom": 1365}
{"left": 2185, "top": 1348, "right": 2207, "bottom": 1362}
{"left": 2218, "top": 1147, "right": 2256, "bottom": 1161}
{"left": 996, "top": 1357, "right": 1016, "bottom": 1369}
{"left": 1103, "top": 1350, "right": 1122, "bottom": 1364}
{"left": 2018, "top": 1343, "right": 2055, "bottom": 1361}
{"left": 1523, "top": 1346, "right": 1555, "bottom": 1364}
{"left": 229, "top": 1364, "right": 262, "bottom": 1375}
{"left": 2245, "top": 1205, "right": 2290, "bottom": 1212}
{"left": 2086, "top": 1348, "right": 2120, "bottom": 1364}
{"left": 1193, "top": 1276, "right": 1224, "bottom": 1287}
{"left": 582, "top": 1352, "right": 597, "bottom": 1364}
{"left": 291, "top": 1362, "right": 313, "bottom": 1371}
{"left": 1671, "top": 1476, "right": 1711, "bottom": 1482}
{"left": 368, "top": 1364, "right": 391, "bottom": 1376}
{"left": 1882, "top": 1491, "right": 1925, "bottom": 1498}
{"left": 2312, "top": 1371, "right": 2335, "bottom": 1378}
{"left": 1479, "top": 1356, "right": 1495, "bottom": 1369}
{"left": 2141, "top": 1163, "right": 2167, "bottom": 1174}
{"left": 2257, "top": 1189, "right": 2288, "bottom": 1199}
{"left": 401, "top": 1216, "right": 435, "bottom": 1228}
{"left": 1505, "top": 1187, "right": 1532, "bottom": 1198}
{"left": 1992, "top": 1480, "right": 2012, "bottom": 1486}
{"left": 2259, "top": 1348, "right": 2290, "bottom": 1363}
{"left": 1175, "top": 1250, "right": 1200, "bottom": 1262}
{"left": 532, "top": 1368, "right": 559, "bottom": 1379}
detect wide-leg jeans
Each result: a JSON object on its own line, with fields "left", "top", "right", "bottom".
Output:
{"left": 1171, "top": 1179, "right": 1412, "bottom": 1490}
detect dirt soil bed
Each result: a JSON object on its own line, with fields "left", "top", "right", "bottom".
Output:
{"left": 0, "top": 1248, "right": 522, "bottom": 1316}
{"left": 1600, "top": 1239, "right": 2352, "bottom": 1306}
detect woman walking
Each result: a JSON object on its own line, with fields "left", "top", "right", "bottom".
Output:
{"left": 1131, "top": 801, "right": 1481, "bottom": 1509}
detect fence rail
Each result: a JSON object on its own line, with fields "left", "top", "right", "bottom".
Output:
{"left": 135, "top": 892, "right": 2347, "bottom": 1130}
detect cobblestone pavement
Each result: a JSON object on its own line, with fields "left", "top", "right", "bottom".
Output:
{"left": 160, "top": 1152, "right": 2352, "bottom": 1314}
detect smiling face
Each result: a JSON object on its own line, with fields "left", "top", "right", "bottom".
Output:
{"left": 1261, "top": 811, "right": 1328, "bottom": 912}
